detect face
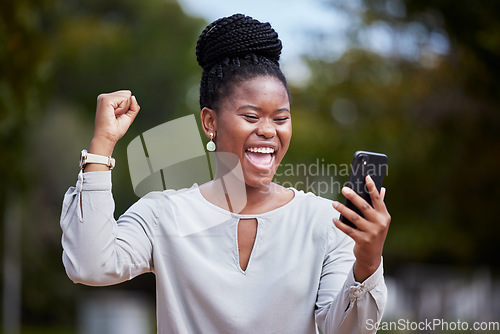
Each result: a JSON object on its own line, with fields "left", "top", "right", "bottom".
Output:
{"left": 209, "top": 75, "right": 292, "bottom": 189}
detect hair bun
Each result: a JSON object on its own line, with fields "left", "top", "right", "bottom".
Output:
{"left": 196, "top": 13, "right": 282, "bottom": 70}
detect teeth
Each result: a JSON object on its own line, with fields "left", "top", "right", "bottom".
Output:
{"left": 247, "top": 147, "right": 274, "bottom": 154}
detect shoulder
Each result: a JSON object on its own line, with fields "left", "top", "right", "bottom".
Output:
{"left": 289, "top": 188, "right": 340, "bottom": 220}
{"left": 141, "top": 184, "right": 200, "bottom": 202}
{"left": 278, "top": 188, "right": 350, "bottom": 253}
{"left": 126, "top": 184, "right": 202, "bottom": 219}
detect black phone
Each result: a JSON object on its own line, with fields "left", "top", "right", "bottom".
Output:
{"left": 339, "top": 151, "right": 388, "bottom": 229}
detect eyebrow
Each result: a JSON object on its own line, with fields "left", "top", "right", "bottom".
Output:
{"left": 237, "top": 105, "right": 290, "bottom": 112}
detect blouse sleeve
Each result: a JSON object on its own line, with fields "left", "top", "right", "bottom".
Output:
{"left": 315, "top": 226, "right": 387, "bottom": 334}
{"left": 60, "top": 171, "right": 157, "bottom": 286}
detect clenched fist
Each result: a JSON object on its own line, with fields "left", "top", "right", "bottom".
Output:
{"left": 85, "top": 90, "right": 140, "bottom": 172}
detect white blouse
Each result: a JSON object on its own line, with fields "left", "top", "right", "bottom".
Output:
{"left": 61, "top": 171, "right": 387, "bottom": 334}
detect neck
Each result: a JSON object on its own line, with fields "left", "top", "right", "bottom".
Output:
{"left": 201, "top": 155, "right": 292, "bottom": 214}
{"left": 212, "top": 172, "right": 274, "bottom": 212}
{"left": 242, "top": 182, "right": 275, "bottom": 210}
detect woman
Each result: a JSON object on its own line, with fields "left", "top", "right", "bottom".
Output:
{"left": 61, "top": 14, "right": 390, "bottom": 333}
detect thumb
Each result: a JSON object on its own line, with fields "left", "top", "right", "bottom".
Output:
{"left": 125, "top": 95, "right": 140, "bottom": 121}
{"left": 131, "top": 95, "right": 140, "bottom": 111}
{"left": 116, "top": 95, "right": 140, "bottom": 136}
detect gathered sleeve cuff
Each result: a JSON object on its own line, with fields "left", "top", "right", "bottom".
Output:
{"left": 76, "top": 170, "right": 112, "bottom": 192}
{"left": 316, "top": 256, "right": 387, "bottom": 334}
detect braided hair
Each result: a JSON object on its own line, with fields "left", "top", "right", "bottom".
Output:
{"left": 196, "top": 14, "right": 288, "bottom": 110}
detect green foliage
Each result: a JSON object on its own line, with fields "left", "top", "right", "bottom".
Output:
{"left": 1, "top": 0, "right": 206, "bottom": 329}
{"left": 0, "top": 0, "right": 55, "bottom": 193}
{"left": 288, "top": 0, "right": 500, "bottom": 268}
{"left": 52, "top": 0, "right": 205, "bottom": 124}
{"left": 48, "top": 0, "right": 206, "bottom": 214}
{"left": 3, "top": 0, "right": 500, "bottom": 330}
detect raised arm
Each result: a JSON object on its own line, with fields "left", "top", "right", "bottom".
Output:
{"left": 60, "top": 91, "right": 155, "bottom": 286}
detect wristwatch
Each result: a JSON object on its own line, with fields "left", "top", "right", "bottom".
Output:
{"left": 79, "top": 149, "right": 115, "bottom": 170}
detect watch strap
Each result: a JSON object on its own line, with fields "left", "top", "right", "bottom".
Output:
{"left": 80, "top": 150, "right": 115, "bottom": 169}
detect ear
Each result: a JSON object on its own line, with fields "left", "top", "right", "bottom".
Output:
{"left": 200, "top": 107, "right": 217, "bottom": 138}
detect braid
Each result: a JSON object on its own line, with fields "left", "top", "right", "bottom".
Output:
{"left": 196, "top": 14, "right": 288, "bottom": 110}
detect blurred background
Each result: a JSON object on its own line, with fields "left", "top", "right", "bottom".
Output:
{"left": 1, "top": 0, "right": 499, "bottom": 333}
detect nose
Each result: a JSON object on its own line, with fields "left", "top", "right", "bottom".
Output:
{"left": 256, "top": 119, "right": 276, "bottom": 138}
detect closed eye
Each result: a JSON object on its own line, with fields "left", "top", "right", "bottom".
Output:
{"left": 243, "top": 114, "right": 259, "bottom": 121}
{"left": 274, "top": 117, "right": 290, "bottom": 123}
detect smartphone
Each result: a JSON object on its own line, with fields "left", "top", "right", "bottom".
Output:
{"left": 339, "top": 151, "right": 388, "bottom": 229}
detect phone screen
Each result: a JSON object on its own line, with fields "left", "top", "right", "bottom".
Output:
{"left": 339, "top": 151, "right": 388, "bottom": 229}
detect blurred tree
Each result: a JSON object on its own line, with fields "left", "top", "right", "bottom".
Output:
{"left": 47, "top": 0, "right": 206, "bottom": 215}
{"left": 1, "top": 0, "right": 56, "bottom": 332}
{"left": 53, "top": 0, "right": 205, "bottom": 127}
{"left": 3, "top": 0, "right": 500, "bottom": 329}
{"left": 2, "top": 0, "right": 207, "bottom": 330}
{"left": 287, "top": 0, "right": 500, "bottom": 268}
{"left": 0, "top": 0, "right": 54, "bottom": 227}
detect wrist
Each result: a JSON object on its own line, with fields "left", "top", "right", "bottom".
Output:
{"left": 80, "top": 149, "right": 115, "bottom": 172}
{"left": 353, "top": 259, "right": 381, "bottom": 283}
{"left": 82, "top": 136, "right": 116, "bottom": 172}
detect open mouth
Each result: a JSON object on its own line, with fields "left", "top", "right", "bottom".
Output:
{"left": 244, "top": 147, "right": 275, "bottom": 169}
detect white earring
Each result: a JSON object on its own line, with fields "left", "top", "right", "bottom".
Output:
{"left": 206, "top": 133, "right": 216, "bottom": 152}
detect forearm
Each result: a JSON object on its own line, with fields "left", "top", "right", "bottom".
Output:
{"left": 83, "top": 136, "right": 116, "bottom": 173}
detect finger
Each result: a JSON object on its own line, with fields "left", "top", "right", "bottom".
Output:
{"left": 365, "top": 175, "right": 385, "bottom": 212}
{"left": 333, "top": 216, "right": 362, "bottom": 240}
{"left": 105, "top": 90, "right": 131, "bottom": 114}
{"left": 332, "top": 200, "right": 369, "bottom": 231}
{"left": 115, "top": 97, "right": 132, "bottom": 116}
{"left": 380, "top": 187, "right": 386, "bottom": 201}
{"left": 113, "top": 90, "right": 133, "bottom": 102}
{"left": 341, "top": 185, "right": 375, "bottom": 220}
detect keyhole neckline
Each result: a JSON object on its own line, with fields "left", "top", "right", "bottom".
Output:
{"left": 236, "top": 217, "right": 259, "bottom": 273}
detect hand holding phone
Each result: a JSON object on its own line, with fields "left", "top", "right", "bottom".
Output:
{"left": 333, "top": 150, "right": 390, "bottom": 282}
{"left": 339, "top": 151, "right": 388, "bottom": 229}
